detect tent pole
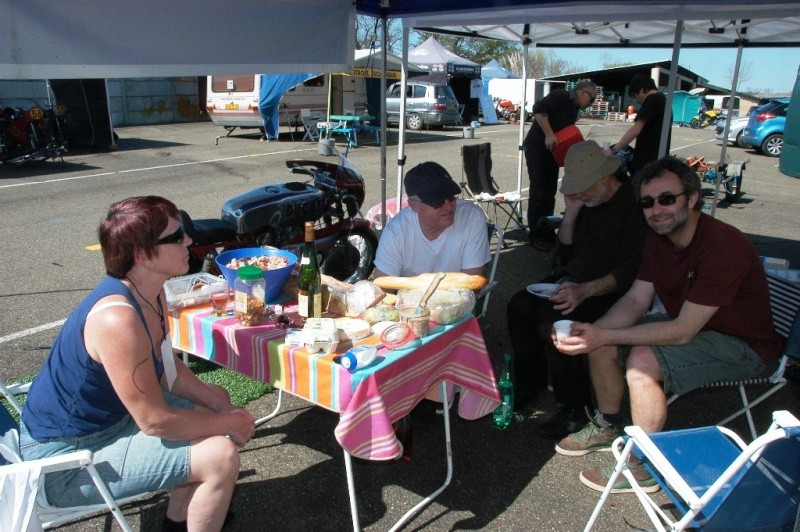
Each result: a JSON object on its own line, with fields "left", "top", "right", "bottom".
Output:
{"left": 396, "top": 27, "right": 409, "bottom": 213}
{"left": 711, "top": 39, "right": 744, "bottom": 218}
{"left": 660, "top": 20, "right": 683, "bottom": 160}
{"left": 379, "top": 7, "right": 389, "bottom": 231}
{"left": 517, "top": 25, "right": 531, "bottom": 227}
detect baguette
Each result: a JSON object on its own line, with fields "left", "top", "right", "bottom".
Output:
{"left": 373, "top": 272, "right": 487, "bottom": 292}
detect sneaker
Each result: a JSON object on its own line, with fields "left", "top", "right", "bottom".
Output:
{"left": 555, "top": 418, "right": 623, "bottom": 456}
{"left": 536, "top": 406, "right": 586, "bottom": 439}
{"left": 579, "top": 456, "right": 660, "bottom": 494}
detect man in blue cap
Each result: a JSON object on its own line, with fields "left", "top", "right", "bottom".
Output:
{"left": 373, "top": 161, "right": 490, "bottom": 278}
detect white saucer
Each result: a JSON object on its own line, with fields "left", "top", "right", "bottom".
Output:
{"left": 527, "top": 283, "right": 558, "bottom": 298}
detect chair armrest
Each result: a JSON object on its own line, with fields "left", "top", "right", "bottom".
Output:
{"left": 2, "top": 449, "right": 94, "bottom": 476}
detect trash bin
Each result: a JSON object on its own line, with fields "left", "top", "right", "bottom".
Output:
{"left": 318, "top": 138, "right": 336, "bottom": 156}
{"left": 463, "top": 127, "right": 474, "bottom": 139}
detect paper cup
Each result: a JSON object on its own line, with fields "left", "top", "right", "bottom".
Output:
{"left": 553, "top": 320, "right": 573, "bottom": 343}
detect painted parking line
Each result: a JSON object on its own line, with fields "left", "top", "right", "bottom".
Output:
{"left": 0, "top": 147, "right": 315, "bottom": 190}
{"left": 0, "top": 320, "right": 66, "bottom": 345}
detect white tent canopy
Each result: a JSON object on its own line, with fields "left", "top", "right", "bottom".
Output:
{"left": 0, "top": 0, "right": 356, "bottom": 79}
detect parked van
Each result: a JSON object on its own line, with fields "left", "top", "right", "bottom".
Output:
{"left": 385, "top": 81, "right": 461, "bottom": 130}
{"left": 206, "top": 74, "right": 366, "bottom": 132}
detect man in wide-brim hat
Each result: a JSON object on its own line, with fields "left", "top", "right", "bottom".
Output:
{"left": 507, "top": 140, "right": 646, "bottom": 437}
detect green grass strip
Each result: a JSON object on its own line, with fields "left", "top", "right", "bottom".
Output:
{"left": 3, "top": 361, "right": 272, "bottom": 423}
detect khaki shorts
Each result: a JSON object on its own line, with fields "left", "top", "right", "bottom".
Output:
{"left": 618, "top": 313, "right": 768, "bottom": 395}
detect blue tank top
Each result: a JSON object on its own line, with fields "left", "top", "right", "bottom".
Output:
{"left": 22, "top": 276, "right": 165, "bottom": 439}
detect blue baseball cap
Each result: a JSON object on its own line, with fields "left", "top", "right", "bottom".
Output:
{"left": 404, "top": 162, "right": 461, "bottom": 205}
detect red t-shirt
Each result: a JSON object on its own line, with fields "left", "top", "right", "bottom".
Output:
{"left": 638, "top": 213, "right": 782, "bottom": 362}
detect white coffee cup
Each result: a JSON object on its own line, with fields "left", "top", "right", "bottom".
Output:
{"left": 553, "top": 320, "right": 574, "bottom": 343}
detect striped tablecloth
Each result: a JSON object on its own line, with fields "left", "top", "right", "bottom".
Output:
{"left": 169, "top": 302, "right": 501, "bottom": 460}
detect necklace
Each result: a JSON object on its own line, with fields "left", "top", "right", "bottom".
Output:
{"left": 126, "top": 276, "right": 166, "bottom": 340}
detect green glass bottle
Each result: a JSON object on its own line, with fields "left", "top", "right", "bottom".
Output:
{"left": 297, "top": 221, "right": 322, "bottom": 319}
{"left": 493, "top": 353, "right": 514, "bottom": 429}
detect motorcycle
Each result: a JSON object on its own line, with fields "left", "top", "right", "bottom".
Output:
{"left": 689, "top": 109, "right": 724, "bottom": 129}
{"left": 0, "top": 102, "right": 68, "bottom": 164}
{"left": 180, "top": 150, "right": 379, "bottom": 283}
{"left": 494, "top": 98, "right": 520, "bottom": 122}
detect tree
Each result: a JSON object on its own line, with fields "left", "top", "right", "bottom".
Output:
{"left": 727, "top": 60, "right": 754, "bottom": 91}
{"left": 355, "top": 16, "right": 405, "bottom": 51}
{"left": 599, "top": 53, "right": 634, "bottom": 69}
{"left": 504, "top": 49, "right": 583, "bottom": 78}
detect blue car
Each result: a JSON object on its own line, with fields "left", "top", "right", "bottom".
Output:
{"left": 742, "top": 98, "right": 790, "bottom": 157}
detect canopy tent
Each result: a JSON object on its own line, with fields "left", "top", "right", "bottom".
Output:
{"left": 356, "top": 1, "right": 800, "bottom": 222}
{"left": 258, "top": 73, "right": 319, "bottom": 140}
{"left": 0, "top": 0, "right": 355, "bottom": 79}
{"left": 482, "top": 59, "right": 518, "bottom": 81}
{"left": 408, "top": 36, "right": 481, "bottom": 82}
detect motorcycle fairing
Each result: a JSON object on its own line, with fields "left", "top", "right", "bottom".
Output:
{"left": 221, "top": 182, "right": 326, "bottom": 234}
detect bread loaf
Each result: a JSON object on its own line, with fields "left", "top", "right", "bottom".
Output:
{"left": 373, "top": 272, "right": 487, "bottom": 292}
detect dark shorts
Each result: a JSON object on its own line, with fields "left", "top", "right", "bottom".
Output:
{"left": 618, "top": 313, "right": 768, "bottom": 395}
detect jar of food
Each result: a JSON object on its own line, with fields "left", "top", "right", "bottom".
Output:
{"left": 234, "top": 265, "right": 266, "bottom": 326}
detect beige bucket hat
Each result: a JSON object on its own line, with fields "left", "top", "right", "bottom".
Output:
{"left": 560, "top": 140, "right": 621, "bottom": 195}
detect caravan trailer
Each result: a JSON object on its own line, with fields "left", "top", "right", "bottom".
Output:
{"left": 206, "top": 74, "right": 367, "bottom": 132}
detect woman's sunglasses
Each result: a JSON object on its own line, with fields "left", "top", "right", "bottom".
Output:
{"left": 637, "top": 191, "right": 688, "bottom": 209}
{"left": 156, "top": 226, "right": 186, "bottom": 245}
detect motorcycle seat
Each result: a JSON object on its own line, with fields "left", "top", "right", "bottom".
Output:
{"left": 179, "top": 210, "right": 236, "bottom": 246}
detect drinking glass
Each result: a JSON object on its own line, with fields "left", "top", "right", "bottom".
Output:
{"left": 210, "top": 278, "right": 231, "bottom": 317}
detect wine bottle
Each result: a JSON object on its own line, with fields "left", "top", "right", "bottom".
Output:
{"left": 298, "top": 221, "right": 322, "bottom": 319}
{"left": 493, "top": 353, "right": 514, "bottom": 429}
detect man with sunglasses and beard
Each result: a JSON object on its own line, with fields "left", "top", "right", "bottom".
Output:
{"left": 373, "top": 161, "right": 490, "bottom": 278}
{"left": 553, "top": 156, "right": 782, "bottom": 494}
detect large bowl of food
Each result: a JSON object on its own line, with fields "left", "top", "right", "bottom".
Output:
{"left": 215, "top": 247, "right": 297, "bottom": 303}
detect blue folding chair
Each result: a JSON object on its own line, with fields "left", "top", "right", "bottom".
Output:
{"left": 585, "top": 410, "right": 800, "bottom": 531}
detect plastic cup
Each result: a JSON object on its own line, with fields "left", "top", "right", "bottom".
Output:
{"left": 210, "top": 279, "right": 231, "bottom": 317}
{"left": 553, "top": 320, "right": 574, "bottom": 343}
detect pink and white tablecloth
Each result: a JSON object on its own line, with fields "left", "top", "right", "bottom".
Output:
{"left": 169, "top": 302, "right": 500, "bottom": 460}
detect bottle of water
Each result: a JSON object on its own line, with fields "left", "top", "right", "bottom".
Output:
{"left": 493, "top": 353, "right": 514, "bottom": 429}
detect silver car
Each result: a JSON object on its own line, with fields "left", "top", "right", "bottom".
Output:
{"left": 385, "top": 81, "right": 462, "bottom": 130}
{"left": 715, "top": 114, "right": 752, "bottom": 148}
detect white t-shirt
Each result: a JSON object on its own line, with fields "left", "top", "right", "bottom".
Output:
{"left": 374, "top": 199, "right": 490, "bottom": 277}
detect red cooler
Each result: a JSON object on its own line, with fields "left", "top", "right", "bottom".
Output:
{"left": 551, "top": 125, "right": 583, "bottom": 167}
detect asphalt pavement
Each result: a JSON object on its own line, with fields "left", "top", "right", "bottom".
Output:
{"left": 1, "top": 118, "right": 799, "bottom": 531}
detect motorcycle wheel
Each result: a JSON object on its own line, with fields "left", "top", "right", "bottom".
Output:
{"left": 320, "top": 226, "right": 378, "bottom": 283}
{"left": 689, "top": 118, "right": 701, "bottom": 129}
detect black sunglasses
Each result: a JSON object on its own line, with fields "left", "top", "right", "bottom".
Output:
{"left": 581, "top": 89, "right": 597, "bottom": 105}
{"left": 425, "top": 195, "right": 457, "bottom": 209}
{"left": 638, "top": 191, "right": 688, "bottom": 209}
{"left": 156, "top": 226, "right": 185, "bottom": 245}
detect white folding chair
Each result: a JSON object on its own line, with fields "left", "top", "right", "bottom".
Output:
{"left": 300, "top": 108, "right": 321, "bottom": 142}
{"left": 666, "top": 273, "right": 800, "bottom": 440}
{"left": 586, "top": 410, "right": 800, "bottom": 531}
{"left": 0, "top": 380, "right": 160, "bottom": 531}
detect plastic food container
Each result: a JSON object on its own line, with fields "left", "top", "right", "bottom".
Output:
{"left": 164, "top": 273, "right": 227, "bottom": 310}
{"left": 396, "top": 288, "right": 475, "bottom": 325}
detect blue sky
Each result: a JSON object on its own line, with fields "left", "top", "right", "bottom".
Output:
{"left": 560, "top": 47, "right": 800, "bottom": 94}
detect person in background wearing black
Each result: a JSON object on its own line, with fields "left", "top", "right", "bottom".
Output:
{"left": 523, "top": 79, "right": 597, "bottom": 251}
{"left": 607, "top": 74, "right": 671, "bottom": 180}
{"left": 507, "top": 141, "right": 646, "bottom": 437}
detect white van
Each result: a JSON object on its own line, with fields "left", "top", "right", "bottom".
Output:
{"left": 206, "top": 74, "right": 367, "bottom": 131}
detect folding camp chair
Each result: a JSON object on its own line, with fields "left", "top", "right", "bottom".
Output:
{"left": 585, "top": 410, "right": 800, "bottom": 531}
{"left": 456, "top": 104, "right": 466, "bottom": 126}
{"left": 475, "top": 223, "right": 504, "bottom": 321}
{"left": 300, "top": 108, "right": 322, "bottom": 142}
{"left": 666, "top": 272, "right": 800, "bottom": 440}
{"left": 0, "top": 380, "right": 159, "bottom": 531}
{"left": 460, "top": 142, "right": 527, "bottom": 233}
